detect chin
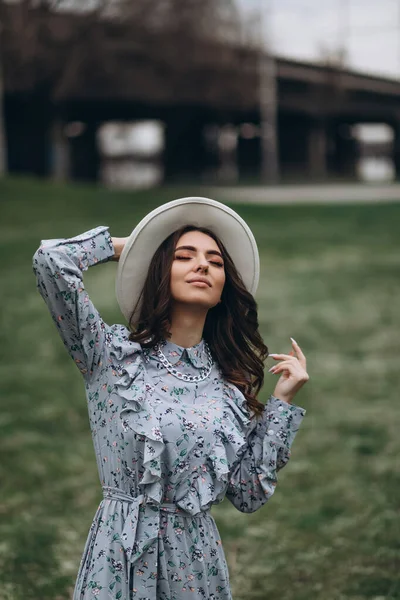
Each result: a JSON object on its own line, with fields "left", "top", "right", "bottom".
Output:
{"left": 173, "top": 293, "right": 217, "bottom": 310}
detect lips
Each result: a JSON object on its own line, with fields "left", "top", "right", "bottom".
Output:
{"left": 187, "top": 277, "right": 211, "bottom": 287}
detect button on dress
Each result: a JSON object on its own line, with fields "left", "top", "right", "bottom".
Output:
{"left": 32, "top": 225, "right": 306, "bottom": 600}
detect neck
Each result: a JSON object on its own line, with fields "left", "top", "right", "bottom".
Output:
{"left": 168, "top": 304, "right": 207, "bottom": 348}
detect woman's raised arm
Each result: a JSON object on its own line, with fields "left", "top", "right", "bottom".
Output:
{"left": 110, "top": 237, "right": 128, "bottom": 262}
{"left": 32, "top": 225, "right": 123, "bottom": 381}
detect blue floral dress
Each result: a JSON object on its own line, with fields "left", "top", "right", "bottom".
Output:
{"left": 32, "top": 226, "right": 306, "bottom": 600}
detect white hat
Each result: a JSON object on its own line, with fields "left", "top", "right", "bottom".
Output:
{"left": 116, "top": 196, "right": 260, "bottom": 323}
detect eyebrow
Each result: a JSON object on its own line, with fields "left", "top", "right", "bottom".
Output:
{"left": 175, "top": 245, "right": 223, "bottom": 259}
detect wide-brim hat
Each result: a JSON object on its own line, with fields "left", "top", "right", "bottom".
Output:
{"left": 116, "top": 196, "right": 260, "bottom": 323}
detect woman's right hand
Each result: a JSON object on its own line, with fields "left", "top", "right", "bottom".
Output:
{"left": 111, "top": 237, "right": 129, "bottom": 262}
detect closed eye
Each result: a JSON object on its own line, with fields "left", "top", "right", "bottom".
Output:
{"left": 175, "top": 256, "right": 223, "bottom": 267}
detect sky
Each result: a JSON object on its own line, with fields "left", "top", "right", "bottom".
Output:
{"left": 236, "top": 0, "right": 400, "bottom": 80}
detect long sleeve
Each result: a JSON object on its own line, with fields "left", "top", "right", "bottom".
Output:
{"left": 32, "top": 225, "right": 115, "bottom": 380}
{"left": 226, "top": 394, "right": 306, "bottom": 513}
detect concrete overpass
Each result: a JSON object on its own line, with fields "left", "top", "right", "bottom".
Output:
{"left": 5, "top": 41, "right": 400, "bottom": 182}
{"left": 273, "top": 59, "right": 400, "bottom": 182}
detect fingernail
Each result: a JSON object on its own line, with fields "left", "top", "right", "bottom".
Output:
{"left": 290, "top": 337, "right": 297, "bottom": 344}
{"left": 268, "top": 367, "right": 275, "bottom": 372}
{"left": 269, "top": 353, "right": 277, "bottom": 357}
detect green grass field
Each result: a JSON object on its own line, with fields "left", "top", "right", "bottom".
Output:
{"left": 1, "top": 176, "right": 399, "bottom": 600}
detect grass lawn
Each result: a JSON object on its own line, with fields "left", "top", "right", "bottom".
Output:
{"left": 0, "top": 176, "right": 399, "bottom": 600}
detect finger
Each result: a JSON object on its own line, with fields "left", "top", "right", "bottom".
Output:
{"left": 271, "top": 363, "right": 309, "bottom": 383}
{"left": 269, "top": 353, "right": 297, "bottom": 361}
{"left": 290, "top": 338, "right": 307, "bottom": 367}
{"left": 270, "top": 358, "right": 306, "bottom": 372}
{"left": 272, "top": 365, "right": 310, "bottom": 384}
{"left": 269, "top": 366, "right": 295, "bottom": 377}
{"left": 269, "top": 360, "right": 296, "bottom": 373}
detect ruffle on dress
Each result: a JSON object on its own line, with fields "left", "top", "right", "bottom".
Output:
{"left": 109, "top": 325, "right": 164, "bottom": 504}
{"left": 211, "top": 381, "right": 253, "bottom": 478}
{"left": 177, "top": 380, "right": 254, "bottom": 514}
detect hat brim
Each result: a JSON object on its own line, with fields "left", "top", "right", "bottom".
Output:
{"left": 115, "top": 196, "right": 260, "bottom": 323}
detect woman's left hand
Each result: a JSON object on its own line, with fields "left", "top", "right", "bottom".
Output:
{"left": 268, "top": 338, "right": 309, "bottom": 404}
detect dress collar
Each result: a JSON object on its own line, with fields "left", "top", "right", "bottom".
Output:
{"left": 160, "top": 338, "right": 208, "bottom": 369}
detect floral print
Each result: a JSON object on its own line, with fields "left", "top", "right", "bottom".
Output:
{"left": 32, "top": 226, "right": 306, "bottom": 600}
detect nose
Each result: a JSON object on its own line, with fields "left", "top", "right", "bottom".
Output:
{"left": 195, "top": 254, "right": 209, "bottom": 272}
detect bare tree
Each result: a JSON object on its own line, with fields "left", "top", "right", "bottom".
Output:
{"left": 0, "top": 0, "right": 250, "bottom": 105}
{"left": 317, "top": 44, "right": 348, "bottom": 69}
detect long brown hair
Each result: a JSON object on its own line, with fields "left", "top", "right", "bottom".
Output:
{"left": 128, "top": 225, "right": 269, "bottom": 416}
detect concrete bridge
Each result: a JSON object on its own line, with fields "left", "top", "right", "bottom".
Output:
{"left": 4, "top": 7, "right": 400, "bottom": 184}
{"left": 272, "top": 59, "right": 400, "bottom": 182}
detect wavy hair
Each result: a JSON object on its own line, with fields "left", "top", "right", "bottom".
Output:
{"left": 128, "top": 225, "right": 269, "bottom": 416}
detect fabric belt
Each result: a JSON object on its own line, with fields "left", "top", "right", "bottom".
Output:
{"left": 102, "top": 486, "right": 208, "bottom": 565}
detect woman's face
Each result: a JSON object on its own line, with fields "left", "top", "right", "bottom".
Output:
{"left": 170, "top": 230, "right": 226, "bottom": 310}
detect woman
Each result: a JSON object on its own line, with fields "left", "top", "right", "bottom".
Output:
{"left": 33, "top": 197, "right": 308, "bottom": 600}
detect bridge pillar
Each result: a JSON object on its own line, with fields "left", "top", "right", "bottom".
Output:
{"left": 330, "top": 124, "right": 359, "bottom": 180}
{"left": 308, "top": 119, "right": 328, "bottom": 180}
{"left": 50, "top": 118, "right": 70, "bottom": 182}
{"left": 69, "top": 121, "right": 100, "bottom": 182}
{"left": 278, "top": 114, "right": 310, "bottom": 180}
{"left": 5, "top": 96, "right": 50, "bottom": 177}
{"left": 393, "top": 123, "right": 400, "bottom": 181}
{"left": 164, "top": 109, "right": 209, "bottom": 182}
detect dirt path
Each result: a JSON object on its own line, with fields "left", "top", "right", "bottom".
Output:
{"left": 205, "top": 183, "right": 400, "bottom": 205}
